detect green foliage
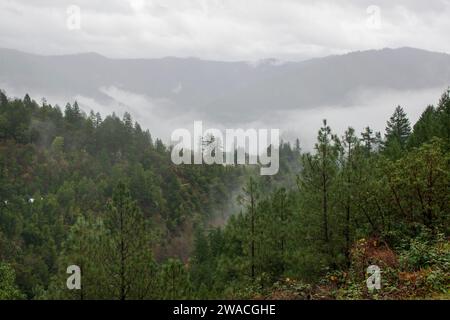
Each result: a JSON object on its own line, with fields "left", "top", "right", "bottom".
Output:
{"left": 385, "top": 105, "right": 411, "bottom": 151}
{"left": 188, "top": 92, "right": 449, "bottom": 299}
{"left": 399, "top": 230, "right": 449, "bottom": 273}
{"left": 51, "top": 136, "right": 64, "bottom": 154}
{"left": 103, "top": 182, "right": 157, "bottom": 300}
{"left": 0, "top": 88, "right": 449, "bottom": 300}
{"left": 158, "top": 258, "right": 191, "bottom": 299}
{"left": 0, "top": 90, "right": 242, "bottom": 299}
{"left": 0, "top": 262, "right": 24, "bottom": 300}
{"left": 408, "top": 106, "right": 440, "bottom": 148}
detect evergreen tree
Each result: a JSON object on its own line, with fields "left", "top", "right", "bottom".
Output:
{"left": 238, "top": 177, "right": 259, "bottom": 280}
{"left": 159, "top": 259, "right": 191, "bottom": 299}
{"left": 270, "top": 187, "right": 290, "bottom": 274}
{"left": 103, "top": 182, "right": 157, "bottom": 300}
{"left": 0, "top": 263, "right": 24, "bottom": 300}
{"left": 43, "top": 215, "right": 107, "bottom": 300}
{"left": 337, "top": 127, "right": 366, "bottom": 265}
{"left": 0, "top": 90, "right": 7, "bottom": 107}
{"left": 298, "top": 120, "right": 339, "bottom": 264}
{"left": 408, "top": 106, "right": 439, "bottom": 148}
{"left": 385, "top": 105, "right": 411, "bottom": 151}
{"left": 361, "top": 126, "right": 381, "bottom": 154}
{"left": 436, "top": 88, "right": 450, "bottom": 148}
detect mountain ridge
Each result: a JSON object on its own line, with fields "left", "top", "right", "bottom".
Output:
{"left": 1, "top": 47, "right": 449, "bottom": 124}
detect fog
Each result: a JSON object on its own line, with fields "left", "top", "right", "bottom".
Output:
{"left": 84, "top": 85, "right": 448, "bottom": 151}
{"left": 3, "top": 83, "right": 444, "bottom": 152}
{"left": 276, "top": 86, "right": 447, "bottom": 150}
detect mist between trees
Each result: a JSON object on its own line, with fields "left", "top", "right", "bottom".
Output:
{"left": 0, "top": 88, "right": 448, "bottom": 300}
{"left": 171, "top": 121, "right": 280, "bottom": 176}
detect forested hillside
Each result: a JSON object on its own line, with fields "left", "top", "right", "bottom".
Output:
{"left": 188, "top": 91, "right": 450, "bottom": 300}
{"left": 0, "top": 88, "right": 449, "bottom": 299}
{"left": 0, "top": 90, "right": 246, "bottom": 299}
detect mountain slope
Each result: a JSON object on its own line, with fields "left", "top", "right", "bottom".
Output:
{"left": 1, "top": 47, "right": 449, "bottom": 124}
{"left": 0, "top": 48, "right": 289, "bottom": 108}
{"left": 203, "top": 48, "right": 450, "bottom": 121}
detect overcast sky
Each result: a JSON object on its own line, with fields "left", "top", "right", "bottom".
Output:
{"left": 1, "top": 1, "right": 449, "bottom": 150}
{"left": 1, "top": 0, "right": 450, "bottom": 61}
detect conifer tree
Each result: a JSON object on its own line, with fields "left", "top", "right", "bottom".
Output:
{"left": 338, "top": 127, "right": 360, "bottom": 264}
{"left": 238, "top": 177, "right": 259, "bottom": 280}
{"left": 299, "top": 120, "right": 339, "bottom": 262}
{"left": 408, "top": 106, "right": 439, "bottom": 148}
{"left": 103, "top": 182, "right": 156, "bottom": 300}
{"left": 0, "top": 263, "right": 24, "bottom": 300}
{"left": 385, "top": 105, "right": 411, "bottom": 149}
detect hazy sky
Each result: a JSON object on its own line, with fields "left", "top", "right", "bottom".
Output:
{"left": 1, "top": 0, "right": 450, "bottom": 61}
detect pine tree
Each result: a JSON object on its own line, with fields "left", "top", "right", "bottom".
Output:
{"left": 385, "top": 105, "right": 411, "bottom": 149}
{"left": 123, "top": 112, "right": 133, "bottom": 134}
{"left": 361, "top": 126, "right": 380, "bottom": 153}
{"left": 238, "top": 177, "right": 259, "bottom": 280}
{"left": 190, "top": 228, "right": 212, "bottom": 289}
{"left": 408, "top": 105, "right": 439, "bottom": 148}
{"left": 316, "top": 120, "right": 338, "bottom": 248}
{"left": 270, "top": 187, "right": 291, "bottom": 274}
{"left": 436, "top": 88, "right": 450, "bottom": 148}
{"left": 104, "top": 182, "right": 156, "bottom": 300}
{"left": 47, "top": 215, "right": 107, "bottom": 300}
{"left": 159, "top": 259, "right": 191, "bottom": 299}
{"left": 23, "top": 94, "right": 33, "bottom": 109}
{"left": 295, "top": 138, "right": 301, "bottom": 154}
{"left": 299, "top": 120, "right": 339, "bottom": 262}
{"left": 95, "top": 112, "right": 102, "bottom": 127}
{"left": 0, "top": 263, "right": 24, "bottom": 299}
{"left": 339, "top": 127, "right": 360, "bottom": 265}
{"left": 0, "top": 90, "right": 7, "bottom": 107}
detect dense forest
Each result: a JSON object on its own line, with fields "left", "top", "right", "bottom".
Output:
{"left": 0, "top": 88, "right": 448, "bottom": 299}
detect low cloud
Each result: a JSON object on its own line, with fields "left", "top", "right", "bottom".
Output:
{"left": 273, "top": 86, "right": 447, "bottom": 150}
{"left": 76, "top": 86, "right": 204, "bottom": 141}
{"left": 3, "top": 81, "right": 446, "bottom": 151}
{"left": 74, "top": 85, "right": 447, "bottom": 152}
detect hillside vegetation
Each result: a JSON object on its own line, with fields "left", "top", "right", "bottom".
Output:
{"left": 0, "top": 88, "right": 449, "bottom": 299}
